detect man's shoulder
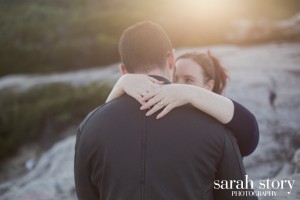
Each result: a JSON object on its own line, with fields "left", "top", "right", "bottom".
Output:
{"left": 173, "top": 104, "right": 222, "bottom": 125}
{"left": 78, "top": 104, "right": 105, "bottom": 132}
{"left": 79, "top": 95, "right": 138, "bottom": 130}
{"left": 169, "top": 104, "right": 234, "bottom": 138}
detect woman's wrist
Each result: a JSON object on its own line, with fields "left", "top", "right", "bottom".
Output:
{"left": 105, "top": 76, "right": 127, "bottom": 103}
{"left": 185, "top": 85, "right": 234, "bottom": 124}
{"left": 116, "top": 74, "right": 129, "bottom": 89}
{"left": 187, "top": 85, "right": 206, "bottom": 107}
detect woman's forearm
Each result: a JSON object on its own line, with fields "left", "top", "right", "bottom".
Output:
{"left": 187, "top": 85, "right": 234, "bottom": 124}
{"left": 105, "top": 84, "right": 124, "bottom": 103}
{"left": 105, "top": 76, "right": 125, "bottom": 103}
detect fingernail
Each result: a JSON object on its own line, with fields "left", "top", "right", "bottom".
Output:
{"left": 146, "top": 112, "right": 151, "bottom": 116}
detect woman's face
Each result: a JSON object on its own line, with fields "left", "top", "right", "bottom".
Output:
{"left": 174, "top": 58, "right": 214, "bottom": 91}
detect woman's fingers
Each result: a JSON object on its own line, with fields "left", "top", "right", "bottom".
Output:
{"left": 134, "top": 94, "right": 145, "bottom": 105}
{"left": 128, "top": 91, "right": 145, "bottom": 105}
{"left": 156, "top": 103, "right": 175, "bottom": 119}
{"left": 145, "top": 99, "right": 166, "bottom": 116}
{"left": 141, "top": 88, "right": 161, "bottom": 102}
{"left": 140, "top": 94, "right": 163, "bottom": 110}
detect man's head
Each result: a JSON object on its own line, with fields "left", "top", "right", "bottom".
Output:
{"left": 119, "top": 21, "right": 174, "bottom": 79}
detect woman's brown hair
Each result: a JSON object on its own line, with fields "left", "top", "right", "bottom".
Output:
{"left": 176, "top": 51, "right": 228, "bottom": 94}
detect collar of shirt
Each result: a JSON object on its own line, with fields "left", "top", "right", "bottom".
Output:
{"left": 149, "top": 75, "right": 171, "bottom": 84}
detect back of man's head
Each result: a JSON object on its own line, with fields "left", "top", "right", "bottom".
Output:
{"left": 119, "top": 21, "right": 172, "bottom": 73}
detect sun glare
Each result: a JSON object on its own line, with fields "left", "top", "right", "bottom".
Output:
{"left": 169, "top": 0, "right": 243, "bottom": 20}
{"left": 156, "top": 0, "right": 246, "bottom": 44}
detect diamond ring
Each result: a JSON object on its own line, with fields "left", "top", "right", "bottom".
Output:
{"left": 142, "top": 91, "right": 149, "bottom": 97}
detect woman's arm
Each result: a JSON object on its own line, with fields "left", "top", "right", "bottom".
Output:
{"left": 140, "top": 84, "right": 234, "bottom": 123}
{"left": 140, "top": 84, "right": 259, "bottom": 156}
{"left": 224, "top": 100, "right": 259, "bottom": 156}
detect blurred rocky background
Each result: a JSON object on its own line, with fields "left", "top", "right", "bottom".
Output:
{"left": 0, "top": 0, "right": 299, "bottom": 199}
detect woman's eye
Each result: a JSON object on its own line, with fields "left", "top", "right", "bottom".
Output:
{"left": 185, "top": 79, "right": 193, "bottom": 84}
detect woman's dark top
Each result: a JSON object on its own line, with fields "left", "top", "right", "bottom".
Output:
{"left": 224, "top": 100, "right": 259, "bottom": 157}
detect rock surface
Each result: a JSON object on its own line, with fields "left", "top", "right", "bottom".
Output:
{"left": 226, "top": 13, "right": 300, "bottom": 43}
{"left": 0, "top": 42, "right": 300, "bottom": 200}
{"left": 0, "top": 64, "right": 120, "bottom": 92}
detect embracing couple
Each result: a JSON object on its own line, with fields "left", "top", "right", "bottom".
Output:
{"left": 74, "top": 21, "right": 259, "bottom": 200}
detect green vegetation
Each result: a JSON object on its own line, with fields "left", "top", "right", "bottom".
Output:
{"left": 0, "top": 0, "right": 300, "bottom": 76}
{"left": 0, "top": 83, "right": 110, "bottom": 160}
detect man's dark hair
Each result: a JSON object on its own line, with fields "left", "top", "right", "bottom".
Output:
{"left": 119, "top": 21, "right": 172, "bottom": 73}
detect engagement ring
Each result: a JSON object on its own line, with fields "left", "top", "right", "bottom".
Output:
{"left": 142, "top": 91, "right": 149, "bottom": 97}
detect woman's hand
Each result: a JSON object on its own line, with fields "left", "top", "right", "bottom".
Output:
{"left": 140, "top": 84, "right": 194, "bottom": 119}
{"left": 140, "top": 84, "right": 234, "bottom": 123}
{"left": 106, "top": 74, "right": 164, "bottom": 104}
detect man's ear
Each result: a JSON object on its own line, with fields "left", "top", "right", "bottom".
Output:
{"left": 168, "top": 49, "right": 175, "bottom": 71}
{"left": 119, "top": 64, "right": 128, "bottom": 75}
